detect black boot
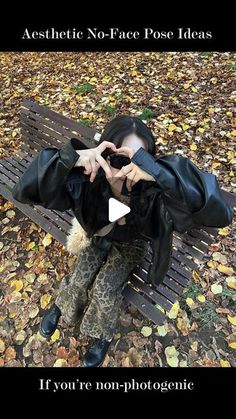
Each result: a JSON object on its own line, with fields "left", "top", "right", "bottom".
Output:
{"left": 40, "top": 304, "right": 61, "bottom": 338}
{"left": 82, "top": 338, "right": 112, "bottom": 367}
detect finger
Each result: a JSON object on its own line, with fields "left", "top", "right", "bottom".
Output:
{"left": 83, "top": 162, "right": 92, "bottom": 175}
{"left": 126, "top": 169, "right": 136, "bottom": 191}
{"left": 89, "top": 159, "right": 98, "bottom": 182}
{"left": 96, "top": 155, "right": 113, "bottom": 178}
{"left": 97, "top": 141, "right": 117, "bottom": 153}
{"left": 115, "top": 146, "right": 134, "bottom": 158}
{"left": 114, "top": 163, "right": 133, "bottom": 178}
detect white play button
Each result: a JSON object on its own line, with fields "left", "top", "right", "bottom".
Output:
{"left": 108, "top": 198, "right": 131, "bottom": 222}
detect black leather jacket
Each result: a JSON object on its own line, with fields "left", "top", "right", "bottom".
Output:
{"left": 12, "top": 138, "right": 233, "bottom": 286}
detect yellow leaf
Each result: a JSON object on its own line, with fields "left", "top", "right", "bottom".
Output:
{"left": 211, "top": 284, "right": 223, "bottom": 294}
{"left": 89, "top": 77, "right": 97, "bottom": 83}
{"left": 168, "top": 123, "right": 177, "bottom": 132}
{"left": 220, "top": 360, "right": 231, "bottom": 367}
{"left": 190, "top": 143, "right": 197, "bottom": 151}
{"left": 0, "top": 339, "right": 5, "bottom": 353}
{"left": 42, "top": 233, "right": 52, "bottom": 247}
{"left": 101, "top": 76, "right": 112, "bottom": 83}
{"left": 186, "top": 297, "right": 194, "bottom": 307}
{"left": 208, "top": 108, "right": 215, "bottom": 115}
{"left": 53, "top": 358, "right": 68, "bottom": 367}
{"left": 12, "top": 131, "right": 17, "bottom": 138}
{"left": 50, "top": 329, "right": 60, "bottom": 343}
{"left": 167, "top": 301, "right": 180, "bottom": 319}
{"left": 197, "top": 127, "right": 205, "bottom": 134}
{"left": 183, "top": 83, "right": 191, "bottom": 89}
{"left": 228, "top": 342, "right": 236, "bottom": 349}
{"left": 192, "top": 271, "right": 201, "bottom": 281}
{"left": 227, "top": 316, "right": 236, "bottom": 326}
{"left": 6, "top": 210, "right": 15, "bottom": 218}
{"left": 197, "top": 295, "right": 206, "bottom": 303}
{"left": 40, "top": 294, "right": 51, "bottom": 309}
{"left": 25, "top": 272, "right": 36, "bottom": 283}
{"left": 29, "top": 307, "right": 39, "bottom": 319}
{"left": 157, "top": 325, "right": 168, "bottom": 336}
{"left": 164, "top": 346, "right": 179, "bottom": 367}
{"left": 226, "top": 111, "right": 232, "bottom": 116}
{"left": 14, "top": 330, "right": 27, "bottom": 345}
{"left": 126, "top": 96, "right": 137, "bottom": 103}
{"left": 226, "top": 276, "right": 236, "bottom": 290}
{"left": 180, "top": 123, "right": 190, "bottom": 131}
{"left": 230, "top": 130, "right": 236, "bottom": 137}
{"left": 227, "top": 151, "right": 235, "bottom": 160}
{"left": 191, "top": 86, "right": 197, "bottom": 92}
{"left": 141, "top": 326, "right": 152, "bottom": 337}
{"left": 217, "top": 264, "right": 234, "bottom": 276}
{"left": 212, "top": 162, "right": 221, "bottom": 169}
{"left": 26, "top": 241, "right": 36, "bottom": 250}
{"left": 10, "top": 279, "right": 23, "bottom": 292}
{"left": 218, "top": 227, "right": 230, "bottom": 236}
{"left": 4, "top": 347, "right": 16, "bottom": 362}
{"left": 131, "top": 70, "right": 138, "bottom": 77}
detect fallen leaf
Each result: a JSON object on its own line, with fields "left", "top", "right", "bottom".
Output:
{"left": 211, "top": 284, "right": 223, "bottom": 294}
{"left": 226, "top": 276, "right": 236, "bottom": 290}
{"left": 10, "top": 279, "right": 23, "bottom": 292}
{"left": 167, "top": 301, "right": 180, "bottom": 319}
{"left": 141, "top": 326, "right": 152, "bottom": 337}
{"left": 192, "top": 271, "right": 201, "bottom": 281}
{"left": 227, "top": 316, "right": 236, "bottom": 326}
{"left": 14, "top": 330, "right": 27, "bottom": 345}
{"left": 220, "top": 359, "right": 231, "bottom": 367}
{"left": 228, "top": 342, "right": 236, "bottom": 349}
{"left": 165, "top": 346, "right": 179, "bottom": 367}
{"left": 29, "top": 306, "right": 39, "bottom": 318}
{"left": 156, "top": 325, "right": 168, "bottom": 336}
{"left": 197, "top": 295, "right": 206, "bottom": 303}
{"left": 50, "top": 329, "right": 60, "bottom": 343}
{"left": 6, "top": 210, "right": 15, "bottom": 218}
{"left": 53, "top": 359, "right": 68, "bottom": 367}
{"left": 218, "top": 227, "right": 230, "bottom": 236}
{"left": 217, "top": 265, "right": 234, "bottom": 276}
{"left": 40, "top": 294, "right": 52, "bottom": 309}
{"left": 4, "top": 347, "right": 16, "bottom": 362}
{"left": 0, "top": 339, "right": 6, "bottom": 354}
{"left": 42, "top": 233, "right": 52, "bottom": 247}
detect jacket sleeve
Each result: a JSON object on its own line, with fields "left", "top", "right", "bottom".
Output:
{"left": 12, "top": 138, "right": 87, "bottom": 211}
{"left": 131, "top": 147, "right": 233, "bottom": 228}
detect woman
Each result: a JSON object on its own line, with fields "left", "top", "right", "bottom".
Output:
{"left": 12, "top": 116, "right": 233, "bottom": 367}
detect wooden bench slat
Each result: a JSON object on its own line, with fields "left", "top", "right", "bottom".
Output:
{"left": 171, "top": 249, "right": 198, "bottom": 270}
{"left": 23, "top": 100, "right": 97, "bottom": 141}
{"left": 163, "top": 276, "right": 184, "bottom": 294}
{"left": 173, "top": 235, "right": 205, "bottom": 259}
{"left": 166, "top": 268, "right": 189, "bottom": 287}
{"left": 130, "top": 276, "right": 173, "bottom": 311}
{"left": 123, "top": 285, "right": 166, "bottom": 325}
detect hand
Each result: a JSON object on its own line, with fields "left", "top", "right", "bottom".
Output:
{"left": 75, "top": 141, "right": 117, "bottom": 182}
{"left": 113, "top": 147, "right": 155, "bottom": 192}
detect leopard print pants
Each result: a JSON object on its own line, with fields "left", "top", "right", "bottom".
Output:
{"left": 56, "top": 238, "right": 149, "bottom": 340}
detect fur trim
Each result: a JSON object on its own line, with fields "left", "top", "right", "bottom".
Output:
{"left": 66, "top": 217, "right": 91, "bottom": 255}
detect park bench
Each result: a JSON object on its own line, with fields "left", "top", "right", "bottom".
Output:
{"left": 0, "top": 100, "right": 235, "bottom": 325}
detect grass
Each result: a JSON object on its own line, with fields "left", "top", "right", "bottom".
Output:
{"left": 197, "top": 301, "right": 219, "bottom": 327}
{"left": 226, "top": 62, "right": 236, "bottom": 71}
{"left": 139, "top": 108, "right": 156, "bottom": 120}
{"left": 74, "top": 83, "right": 94, "bottom": 94}
{"left": 105, "top": 104, "right": 116, "bottom": 116}
{"left": 78, "top": 119, "right": 91, "bottom": 127}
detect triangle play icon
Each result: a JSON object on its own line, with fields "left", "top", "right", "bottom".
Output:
{"left": 108, "top": 198, "right": 131, "bottom": 222}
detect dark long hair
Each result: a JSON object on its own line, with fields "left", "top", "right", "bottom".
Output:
{"left": 99, "top": 115, "right": 156, "bottom": 156}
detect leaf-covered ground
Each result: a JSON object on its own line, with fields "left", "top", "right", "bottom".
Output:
{"left": 0, "top": 52, "right": 236, "bottom": 367}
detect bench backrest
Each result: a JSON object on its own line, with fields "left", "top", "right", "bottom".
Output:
{"left": 20, "top": 99, "right": 101, "bottom": 154}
